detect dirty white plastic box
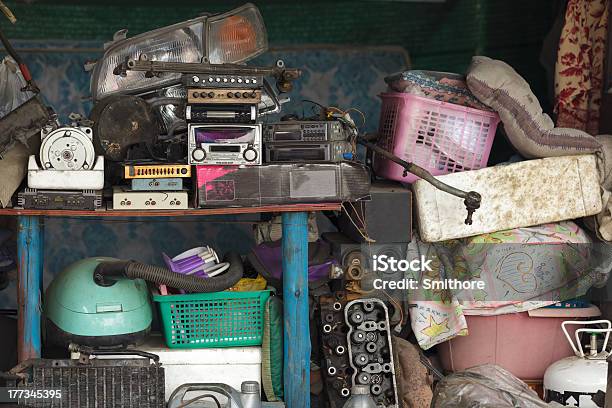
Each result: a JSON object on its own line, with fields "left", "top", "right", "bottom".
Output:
{"left": 413, "top": 154, "right": 602, "bottom": 242}
{"left": 136, "top": 334, "right": 262, "bottom": 401}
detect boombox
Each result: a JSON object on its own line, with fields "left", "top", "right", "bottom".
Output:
{"left": 263, "top": 121, "right": 348, "bottom": 143}
{"left": 264, "top": 140, "right": 354, "bottom": 163}
{"left": 188, "top": 123, "right": 262, "bottom": 166}
{"left": 196, "top": 162, "right": 370, "bottom": 207}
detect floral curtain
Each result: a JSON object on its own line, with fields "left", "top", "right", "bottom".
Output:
{"left": 554, "top": 0, "right": 609, "bottom": 135}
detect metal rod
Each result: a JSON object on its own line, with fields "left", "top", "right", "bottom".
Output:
{"left": 120, "top": 59, "right": 301, "bottom": 79}
{"left": 358, "top": 137, "right": 482, "bottom": 225}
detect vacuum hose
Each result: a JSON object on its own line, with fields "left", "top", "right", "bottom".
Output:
{"left": 93, "top": 252, "right": 243, "bottom": 293}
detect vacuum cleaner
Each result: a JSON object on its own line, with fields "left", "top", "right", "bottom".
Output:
{"left": 44, "top": 253, "right": 244, "bottom": 348}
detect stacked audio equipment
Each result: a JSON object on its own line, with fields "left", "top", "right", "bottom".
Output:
{"left": 18, "top": 120, "right": 104, "bottom": 210}
{"left": 102, "top": 57, "right": 371, "bottom": 209}
{"left": 113, "top": 164, "right": 191, "bottom": 210}
{"left": 186, "top": 72, "right": 263, "bottom": 166}
{"left": 263, "top": 121, "right": 354, "bottom": 163}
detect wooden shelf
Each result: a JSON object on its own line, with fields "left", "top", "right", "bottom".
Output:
{"left": 0, "top": 203, "right": 341, "bottom": 217}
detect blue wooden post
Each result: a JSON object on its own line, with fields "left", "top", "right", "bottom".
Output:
{"left": 282, "top": 211, "right": 310, "bottom": 408}
{"left": 17, "top": 215, "right": 43, "bottom": 361}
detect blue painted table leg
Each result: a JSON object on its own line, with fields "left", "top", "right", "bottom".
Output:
{"left": 282, "top": 212, "right": 310, "bottom": 408}
{"left": 17, "top": 216, "right": 43, "bottom": 361}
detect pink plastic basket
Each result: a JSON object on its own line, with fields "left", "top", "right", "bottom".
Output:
{"left": 374, "top": 92, "right": 500, "bottom": 183}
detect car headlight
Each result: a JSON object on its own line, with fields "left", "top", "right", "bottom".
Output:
{"left": 206, "top": 4, "right": 267, "bottom": 64}
{"left": 90, "top": 3, "right": 267, "bottom": 101}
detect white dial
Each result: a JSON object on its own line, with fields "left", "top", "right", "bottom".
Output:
{"left": 192, "top": 148, "right": 206, "bottom": 162}
{"left": 243, "top": 148, "right": 258, "bottom": 162}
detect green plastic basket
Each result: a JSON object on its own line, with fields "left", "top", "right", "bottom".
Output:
{"left": 153, "top": 290, "right": 271, "bottom": 349}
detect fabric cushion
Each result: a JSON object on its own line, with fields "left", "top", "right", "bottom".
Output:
{"left": 262, "top": 295, "right": 284, "bottom": 402}
{"left": 466, "top": 56, "right": 601, "bottom": 158}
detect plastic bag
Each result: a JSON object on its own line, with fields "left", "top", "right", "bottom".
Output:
{"left": 431, "top": 365, "right": 563, "bottom": 408}
{"left": 0, "top": 56, "right": 33, "bottom": 119}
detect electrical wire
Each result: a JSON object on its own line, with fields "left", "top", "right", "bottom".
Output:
{"left": 345, "top": 108, "right": 366, "bottom": 130}
{"left": 340, "top": 202, "right": 374, "bottom": 243}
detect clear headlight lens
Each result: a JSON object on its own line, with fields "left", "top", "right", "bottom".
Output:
{"left": 91, "top": 20, "right": 204, "bottom": 100}
{"left": 207, "top": 3, "right": 267, "bottom": 64}
{"left": 91, "top": 3, "right": 268, "bottom": 100}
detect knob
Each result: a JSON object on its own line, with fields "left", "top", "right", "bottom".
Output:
{"left": 242, "top": 92, "right": 250, "bottom": 98}
{"left": 208, "top": 92, "right": 214, "bottom": 98}
{"left": 193, "top": 91, "right": 201, "bottom": 98}
{"left": 192, "top": 148, "right": 206, "bottom": 162}
{"left": 227, "top": 92, "right": 234, "bottom": 98}
{"left": 234, "top": 92, "right": 241, "bottom": 98}
{"left": 192, "top": 75, "right": 200, "bottom": 83}
{"left": 243, "top": 147, "right": 258, "bottom": 162}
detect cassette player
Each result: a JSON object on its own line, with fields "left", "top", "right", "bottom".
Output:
{"left": 264, "top": 141, "right": 354, "bottom": 163}
{"left": 186, "top": 104, "right": 257, "bottom": 123}
{"left": 263, "top": 121, "right": 348, "bottom": 143}
{"left": 183, "top": 74, "right": 264, "bottom": 89}
{"left": 188, "top": 123, "right": 262, "bottom": 166}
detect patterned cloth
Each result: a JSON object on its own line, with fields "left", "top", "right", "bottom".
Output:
{"left": 408, "top": 221, "right": 606, "bottom": 350}
{"left": 385, "top": 70, "right": 491, "bottom": 110}
{"left": 554, "top": 0, "right": 609, "bottom": 135}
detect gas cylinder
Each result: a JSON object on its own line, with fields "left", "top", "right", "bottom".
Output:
{"left": 543, "top": 320, "right": 610, "bottom": 407}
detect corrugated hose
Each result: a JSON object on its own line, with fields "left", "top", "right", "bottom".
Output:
{"left": 93, "top": 252, "right": 243, "bottom": 293}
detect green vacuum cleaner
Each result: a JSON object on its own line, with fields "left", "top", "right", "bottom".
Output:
{"left": 44, "top": 253, "right": 244, "bottom": 348}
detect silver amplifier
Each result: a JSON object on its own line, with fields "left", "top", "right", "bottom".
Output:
{"left": 263, "top": 121, "right": 348, "bottom": 143}
{"left": 264, "top": 141, "right": 354, "bottom": 163}
{"left": 188, "top": 123, "right": 262, "bottom": 165}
